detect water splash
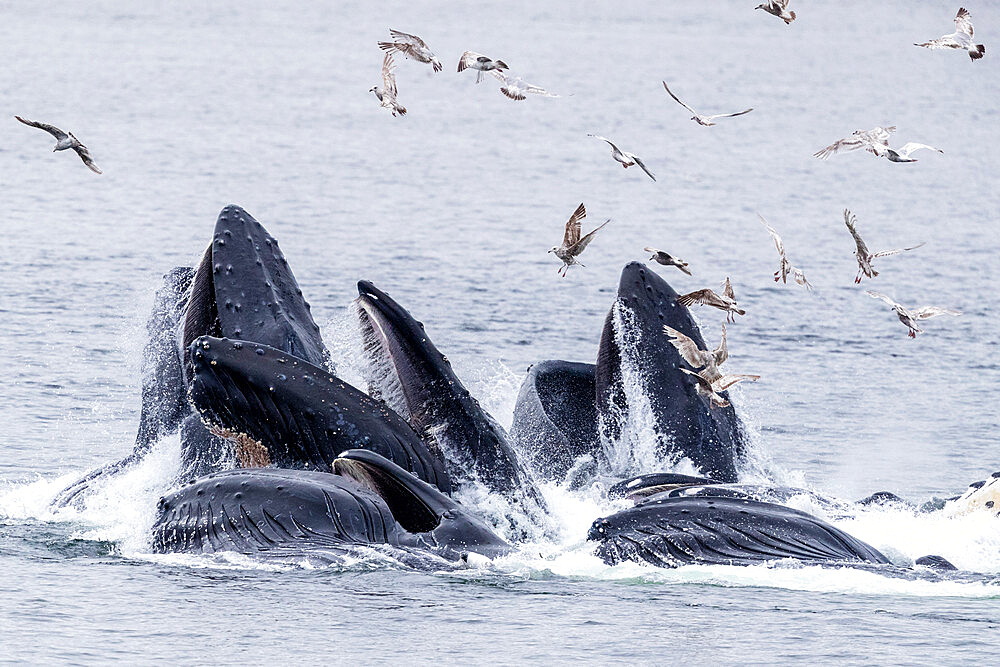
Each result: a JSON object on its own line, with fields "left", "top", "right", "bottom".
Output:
{"left": 598, "top": 302, "right": 695, "bottom": 477}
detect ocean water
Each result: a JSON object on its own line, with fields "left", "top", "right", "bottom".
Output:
{"left": 2, "top": 1, "right": 1000, "bottom": 663}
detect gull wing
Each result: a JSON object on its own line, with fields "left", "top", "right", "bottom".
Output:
{"left": 563, "top": 203, "right": 586, "bottom": 247}
{"left": 722, "top": 277, "right": 736, "bottom": 302}
{"left": 569, "top": 219, "right": 611, "bottom": 254}
{"left": 662, "top": 82, "right": 698, "bottom": 115}
{"left": 758, "top": 214, "right": 786, "bottom": 258}
{"left": 73, "top": 144, "right": 102, "bottom": 174}
{"left": 389, "top": 29, "right": 429, "bottom": 50}
{"left": 713, "top": 374, "right": 761, "bottom": 391}
{"left": 632, "top": 155, "right": 656, "bottom": 181}
{"left": 458, "top": 51, "right": 486, "bottom": 72}
{"left": 910, "top": 306, "right": 961, "bottom": 320}
{"left": 843, "top": 209, "right": 870, "bottom": 257}
{"left": 865, "top": 290, "right": 902, "bottom": 310}
{"left": 896, "top": 142, "right": 943, "bottom": 159}
{"left": 713, "top": 324, "right": 728, "bottom": 366}
{"left": 870, "top": 241, "right": 925, "bottom": 259}
{"left": 791, "top": 267, "right": 812, "bottom": 290}
{"left": 704, "top": 108, "right": 754, "bottom": 121}
{"left": 381, "top": 53, "right": 398, "bottom": 97}
{"left": 955, "top": 7, "right": 974, "bottom": 38}
{"left": 678, "top": 288, "right": 725, "bottom": 309}
{"left": 663, "top": 325, "right": 708, "bottom": 368}
{"left": 916, "top": 37, "right": 961, "bottom": 49}
{"left": 814, "top": 135, "right": 865, "bottom": 160}
{"left": 868, "top": 126, "right": 896, "bottom": 144}
{"left": 492, "top": 71, "right": 557, "bottom": 100}
{"left": 15, "top": 116, "right": 69, "bottom": 141}
{"left": 587, "top": 134, "right": 620, "bottom": 154}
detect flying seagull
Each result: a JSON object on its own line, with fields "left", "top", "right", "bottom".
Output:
{"left": 759, "top": 214, "right": 812, "bottom": 289}
{"left": 664, "top": 324, "right": 728, "bottom": 377}
{"left": 865, "top": 291, "right": 961, "bottom": 338}
{"left": 458, "top": 51, "right": 509, "bottom": 83}
{"left": 587, "top": 134, "right": 655, "bottom": 181}
{"left": 490, "top": 70, "right": 558, "bottom": 100}
{"left": 378, "top": 29, "right": 443, "bottom": 72}
{"left": 370, "top": 53, "right": 406, "bottom": 117}
{"left": 15, "top": 116, "right": 102, "bottom": 174}
{"left": 548, "top": 203, "right": 611, "bottom": 277}
{"left": 755, "top": 0, "right": 796, "bottom": 24}
{"left": 678, "top": 278, "right": 746, "bottom": 323}
{"left": 644, "top": 247, "right": 691, "bottom": 275}
{"left": 915, "top": 7, "right": 985, "bottom": 61}
{"left": 844, "top": 210, "right": 925, "bottom": 283}
{"left": 662, "top": 82, "right": 753, "bottom": 126}
{"left": 681, "top": 369, "right": 760, "bottom": 409}
{"left": 814, "top": 126, "right": 895, "bottom": 160}
{"left": 815, "top": 127, "right": 942, "bottom": 163}
{"left": 665, "top": 324, "right": 759, "bottom": 408}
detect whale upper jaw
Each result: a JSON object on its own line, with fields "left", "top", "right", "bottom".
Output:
{"left": 181, "top": 204, "right": 330, "bottom": 382}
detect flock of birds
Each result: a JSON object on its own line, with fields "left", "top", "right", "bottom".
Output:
{"left": 12, "top": 7, "right": 983, "bottom": 400}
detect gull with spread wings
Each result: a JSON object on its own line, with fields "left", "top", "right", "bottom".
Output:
{"left": 587, "top": 134, "right": 655, "bottom": 181}
{"left": 548, "top": 203, "right": 611, "bottom": 277}
{"left": 814, "top": 126, "right": 895, "bottom": 160}
{"left": 844, "top": 210, "right": 925, "bottom": 283}
{"left": 15, "top": 116, "right": 102, "bottom": 174}
{"left": 865, "top": 291, "right": 961, "bottom": 338}
{"left": 378, "top": 29, "right": 443, "bottom": 72}
{"left": 664, "top": 324, "right": 759, "bottom": 408}
{"left": 644, "top": 247, "right": 691, "bottom": 275}
{"left": 678, "top": 277, "right": 746, "bottom": 323}
{"left": 457, "top": 52, "right": 509, "bottom": 83}
{"left": 915, "top": 7, "right": 985, "bottom": 61}
{"left": 814, "top": 126, "right": 942, "bottom": 163}
{"left": 491, "top": 70, "right": 558, "bottom": 101}
{"left": 662, "top": 82, "right": 752, "bottom": 126}
{"left": 759, "top": 214, "right": 812, "bottom": 289}
{"left": 370, "top": 53, "right": 407, "bottom": 117}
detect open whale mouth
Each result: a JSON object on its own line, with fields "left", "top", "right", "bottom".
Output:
{"left": 334, "top": 449, "right": 446, "bottom": 534}
{"left": 354, "top": 280, "right": 443, "bottom": 435}
{"left": 333, "top": 449, "right": 511, "bottom": 558}
{"left": 353, "top": 293, "right": 411, "bottom": 423}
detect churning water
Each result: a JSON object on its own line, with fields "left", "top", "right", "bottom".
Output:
{"left": 2, "top": 1, "right": 1000, "bottom": 663}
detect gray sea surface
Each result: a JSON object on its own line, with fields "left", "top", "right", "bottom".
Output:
{"left": 2, "top": 1, "right": 999, "bottom": 663}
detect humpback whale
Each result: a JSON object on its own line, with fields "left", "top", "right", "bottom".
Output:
{"left": 596, "top": 262, "right": 747, "bottom": 480}
{"left": 510, "top": 360, "right": 599, "bottom": 482}
{"left": 589, "top": 495, "right": 891, "bottom": 568}
{"left": 354, "top": 280, "right": 547, "bottom": 521}
{"left": 53, "top": 206, "right": 331, "bottom": 506}
{"left": 512, "top": 262, "right": 747, "bottom": 484}
{"left": 187, "top": 336, "right": 451, "bottom": 492}
{"left": 153, "top": 450, "right": 508, "bottom": 564}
